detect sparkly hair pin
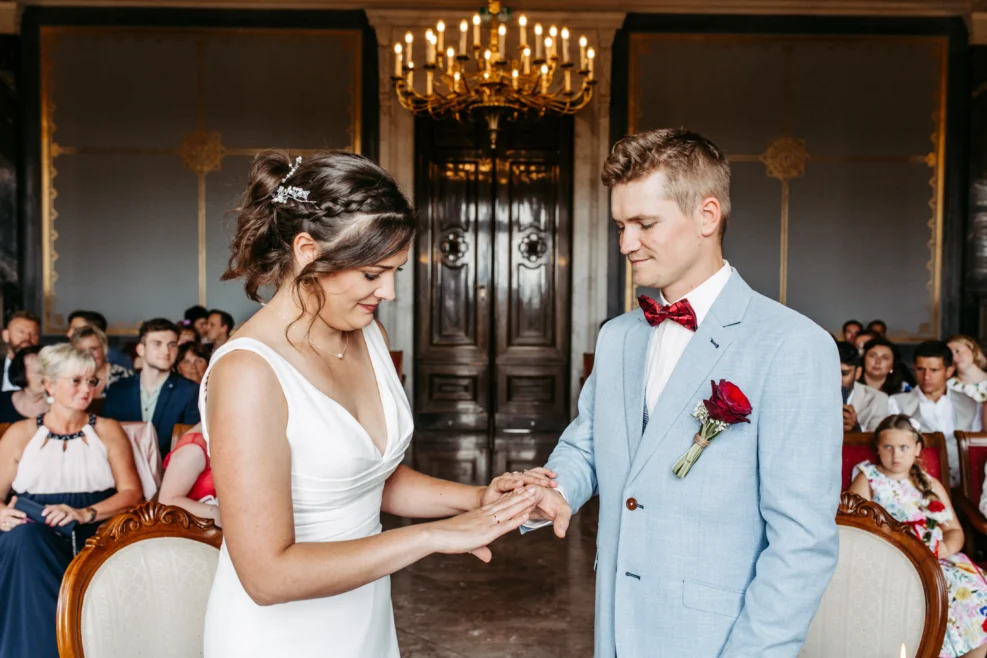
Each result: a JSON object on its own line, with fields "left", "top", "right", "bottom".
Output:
{"left": 271, "top": 156, "right": 313, "bottom": 205}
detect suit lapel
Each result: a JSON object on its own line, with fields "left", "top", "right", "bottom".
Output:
{"left": 623, "top": 311, "right": 653, "bottom": 458}
{"left": 627, "top": 272, "right": 753, "bottom": 485}
{"left": 152, "top": 374, "right": 175, "bottom": 429}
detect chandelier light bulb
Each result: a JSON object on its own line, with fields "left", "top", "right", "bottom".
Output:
{"left": 587, "top": 47, "right": 595, "bottom": 59}
{"left": 484, "top": 49, "right": 491, "bottom": 60}
{"left": 519, "top": 15, "right": 527, "bottom": 27}
{"left": 437, "top": 21, "right": 445, "bottom": 33}
{"left": 579, "top": 36, "right": 587, "bottom": 47}
{"left": 561, "top": 28, "right": 569, "bottom": 39}
{"left": 472, "top": 14, "right": 481, "bottom": 26}
{"left": 499, "top": 24, "right": 506, "bottom": 36}
{"left": 394, "top": 43, "right": 402, "bottom": 53}
{"left": 460, "top": 20, "right": 468, "bottom": 32}
{"left": 549, "top": 25, "right": 558, "bottom": 38}
{"left": 405, "top": 32, "right": 413, "bottom": 44}
{"left": 541, "top": 64, "right": 548, "bottom": 74}
{"left": 545, "top": 37, "right": 553, "bottom": 49}
{"left": 447, "top": 47, "right": 455, "bottom": 58}
{"left": 523, "top": 47, "right": 531, "bottom": 57}
{"left": 534, "top": 23, "right": 543, "bottom": 36}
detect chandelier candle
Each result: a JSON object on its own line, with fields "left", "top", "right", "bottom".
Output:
{"left": 389, "top": 0, "right": 597, "bottom": 147}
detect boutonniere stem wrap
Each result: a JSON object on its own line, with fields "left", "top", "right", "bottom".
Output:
{"left": 672, "top": 379, "right": 752, "bottom": 479}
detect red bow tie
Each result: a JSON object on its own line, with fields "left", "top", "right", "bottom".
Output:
{"left": 638, "top": 295, "right": 698, "bottom": 332}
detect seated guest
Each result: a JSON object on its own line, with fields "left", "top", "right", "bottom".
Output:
{"left": 70, "top": 325, "right": 132, "bottom": 398}
{"left": 849, "top": 415, "right": 987, "bottom": 658}
{"left": 947, "top": 334, "right": 987, "bottom": 403}
{"left": 205, "top": 308, "right": 234, "bottom": 351}
{"left": 104, "top": 318, "right": 200, "bottom": 459}
{"left": 860, "top": 336, "right": 908, "bottom": 395}
{"left": 838, "top": 341, "right": 889, "bottom": 432}
{"left": 0, "top": 343, "right": 142, "bottom": 658}
{"left": 866, "top": 319, "right": 888, "bottom": 337}
{"left": 853, "top": 329, "right": 878, "bottom": 354}
{"left": 177, "top": 324, "right": 199, "bottom": 346}
{"left": 0, "top": 346, "right": 47, "bottom": 423}
{"left": 159, "top": 423, "right": 219, "bottom": 526}
{"left": 2, "top": 311, "right": 40, "bottom": 392}
{"left": 184, "top": 305, "right": 210, "bottom": 341}
{"left": 174, "top": 342, "right": 208, "bottom": 384}
{"left": 66, "top": 309, "right": 133, "bottom": 370}
{"left": 889, "top": 340, "right": 982, "bottom": 487}
{"left": 842, "top": 319, "right": 863, "bottom": 344}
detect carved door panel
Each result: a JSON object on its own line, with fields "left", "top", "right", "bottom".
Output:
{"left": 414, "top": 118, "right": 572, "bottom": 478}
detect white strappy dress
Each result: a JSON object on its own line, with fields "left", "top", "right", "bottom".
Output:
{"left": 199, "top": 322, "right": 413, "bottom": 658}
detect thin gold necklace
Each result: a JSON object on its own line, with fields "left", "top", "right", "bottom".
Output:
{"left": 262, "top": 303, "right": 349, "bottom": 360}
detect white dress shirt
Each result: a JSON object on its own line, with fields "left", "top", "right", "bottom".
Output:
{"left": 644, "top": 261, "right": 733, "bottom": 415}
{"left": 888, "top": 388, "right": 983, "bottom": 486}
{"left": 1, "top": 355, "right": 16, "bottom": 392}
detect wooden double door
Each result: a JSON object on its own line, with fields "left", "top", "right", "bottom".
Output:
{"left": 413, "top": 117, "right": 573, "bottom": 484}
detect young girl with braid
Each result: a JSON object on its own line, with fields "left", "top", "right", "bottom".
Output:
{"left": 849, "top": 414, "right": 987, "bottom": 658}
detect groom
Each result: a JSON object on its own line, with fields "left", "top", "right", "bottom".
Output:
{"left": 527, "top": 129, "right": 842, "bottom": 657}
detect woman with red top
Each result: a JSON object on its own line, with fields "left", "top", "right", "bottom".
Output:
{"left": 159, "top": 423, "right": 219, "bottom": 526}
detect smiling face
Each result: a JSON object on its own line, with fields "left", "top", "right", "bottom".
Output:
{"left": 611, "top": 171, "right": 724, "bottom": 301}
{"left": 309, "top": 248, "right": 410, "bottom": 331}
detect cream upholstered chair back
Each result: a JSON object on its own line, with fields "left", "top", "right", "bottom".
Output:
{"left": 57, "top": 502, "right": 222, "bottom": 658}
{"left": 799, "top": 493, "right": 947, "bottom": 658}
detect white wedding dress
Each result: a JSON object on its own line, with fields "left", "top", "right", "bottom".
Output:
{"left": 199, "top": 322, "right": 413, "bottom": 657}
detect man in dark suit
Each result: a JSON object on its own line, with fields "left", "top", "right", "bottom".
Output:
{"left": 104, "top": 318, "right": 200, "bottom": 458}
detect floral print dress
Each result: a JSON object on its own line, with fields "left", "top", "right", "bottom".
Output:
{"left": 859, "top": 461, "right": 987, "bottom": 657}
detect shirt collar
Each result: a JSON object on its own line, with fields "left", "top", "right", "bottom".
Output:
{"left": 659, "top": 261, "right": 733, "bottom": 327}
{"left": 916, "top": 387, "right": 951, "bottom": 405}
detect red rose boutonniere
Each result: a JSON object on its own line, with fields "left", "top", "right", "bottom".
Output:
{"left": 672, "top": 380, "right": 752, "bottom": 478}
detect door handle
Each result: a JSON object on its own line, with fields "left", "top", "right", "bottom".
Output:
{"left": 477, "top": 284, "right": 487, "bottom": 301}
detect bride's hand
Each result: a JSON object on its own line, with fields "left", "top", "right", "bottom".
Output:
{"left": 478, "top": 467, "right": 558, "bottom": 507}
{"left": 429, "top": 489, "right": 538, "bottom": 563}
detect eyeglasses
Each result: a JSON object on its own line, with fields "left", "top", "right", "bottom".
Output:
{"left": 60, "top": 376, "right": 100, "bottom": 389}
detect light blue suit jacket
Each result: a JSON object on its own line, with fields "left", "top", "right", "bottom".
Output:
{"left": 546, "top": 271, "right": 842, "bottom": 657}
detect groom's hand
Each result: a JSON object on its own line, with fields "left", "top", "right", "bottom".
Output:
{"left": 478, "top": 468, "right": 558, "bottom": 507}
{"left": 529, "top": 487, "right": 572, "bottom": 538}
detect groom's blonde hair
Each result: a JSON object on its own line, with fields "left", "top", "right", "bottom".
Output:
{"left": 601, "top": 128, "right": 731, "bottom": 239}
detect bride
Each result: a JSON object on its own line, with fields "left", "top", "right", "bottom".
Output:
{"left": 201, "top": 150, "right": 552, "bottom": 657}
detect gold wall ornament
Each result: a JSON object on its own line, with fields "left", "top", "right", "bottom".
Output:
{"left": 759, "top": 136, "right": 808, "bottom": 181}
{"left": 180, "top": 130, "right": 225, "bottom": 175}
{"left": 391, "top": 0, "right": 597, "bottom": 147}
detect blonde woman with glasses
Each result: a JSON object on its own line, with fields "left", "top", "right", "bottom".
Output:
{"left": 0, "top": 343, "right": 141, "bottom": 658}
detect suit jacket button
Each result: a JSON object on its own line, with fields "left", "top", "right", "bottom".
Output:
{"left": 626, "top": 497, "right": 638, "bottom": 511}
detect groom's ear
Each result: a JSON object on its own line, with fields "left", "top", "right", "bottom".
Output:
{"left": 697, "top": 196, "right": 723, "bottom": 239}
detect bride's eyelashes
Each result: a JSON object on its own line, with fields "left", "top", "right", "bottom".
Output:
{"left": 363, "top": 267, "right": 404, "bottom": 282}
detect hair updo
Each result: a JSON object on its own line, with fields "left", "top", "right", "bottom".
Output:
{"left": 223, "top": 150, "right": 416, "bottom": 310}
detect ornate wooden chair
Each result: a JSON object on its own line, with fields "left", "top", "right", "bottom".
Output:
{"left": 57, "top": 502, "right": 222, "bottom": 658}
{"left": 800, "top": 493, "right": 948, "bottom": 658}
{"left": 954, "top": 431, "right": 987, "bottom": 553}
{"left": 842, "top": 431, "right": 948, "bottom": 491}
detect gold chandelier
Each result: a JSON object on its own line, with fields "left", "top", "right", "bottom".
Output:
{"left": 391, "top": 0, "right": 597, "bottom": 148}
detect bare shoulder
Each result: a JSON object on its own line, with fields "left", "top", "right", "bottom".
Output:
{"left": 374, "top": 319, "right": 390, "bottom": 349}
{"left": 93, "top": 416, "right": 127, "bottom": 443}
{"left": 205, "top": 349, "right": 287, "bottom": 439}
{"left": 848, "top": 471, "right": 872, "bottom": 499}
{"left": 0, "top": 418, "right": 37, "bottom": 449}
{"left": 928, "top": 475, "right": 951, "bottom": 501}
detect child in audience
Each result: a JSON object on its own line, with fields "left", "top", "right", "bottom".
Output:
{"left": 849, "top": 414, "right": 987, "bottom": 658}
{"left": 158, "top": 423, "right": 219, "bottom": 527}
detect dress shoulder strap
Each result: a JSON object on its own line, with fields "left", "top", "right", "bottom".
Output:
{"left": 198, "top": 337, "right": 298, "bottom": 447}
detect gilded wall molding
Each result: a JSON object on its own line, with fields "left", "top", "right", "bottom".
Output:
{"left": 626, "top": 33, "right": 948, "bottom": 341}
{"left": 40, "top": 26, "right": 362, "bottom": 335}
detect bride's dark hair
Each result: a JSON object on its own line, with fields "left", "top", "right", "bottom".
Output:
{"left": 223, "top": 150, "right": 416, "bottom": 324}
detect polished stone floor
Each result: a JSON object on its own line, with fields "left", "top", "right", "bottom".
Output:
{"left": 388, "top": 498, "right": 599, "bottom": 658}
